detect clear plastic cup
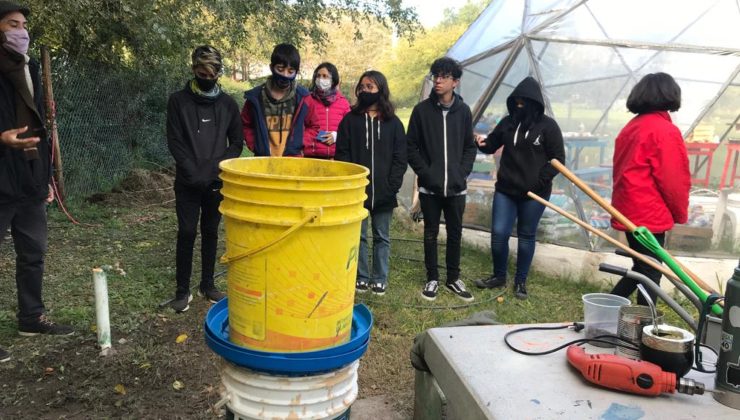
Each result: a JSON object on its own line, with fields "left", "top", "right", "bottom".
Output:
{"left": 582, "top": 293, "right": 631, "bottom": 347}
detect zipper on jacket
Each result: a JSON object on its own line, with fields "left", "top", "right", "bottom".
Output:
{"left": 326, "top": 106, "right": 330, "bottom": 158}
{"left": 443, "top": 111, "right": 449, "bottom": 197}
{"left": 369, "top": 114, "right": 375, "bottom": 210}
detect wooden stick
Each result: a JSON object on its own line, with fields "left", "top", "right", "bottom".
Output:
{"left": 527, "top": 191, "right": 694, "bottom": 293}
{"left": 550, "top": 159, "right": 719, "bottom": 295}
{"left": 41, "top": 46, "right": 66, "bottom": 201}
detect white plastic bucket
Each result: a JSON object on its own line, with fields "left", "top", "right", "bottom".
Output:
{"left": 221, "top": 360, "right": 358, "bottom": 420}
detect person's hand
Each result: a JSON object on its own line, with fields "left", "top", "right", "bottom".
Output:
{"left": 46, "top": 184, "right": 55, "bottom": 204}
{"left": 324, "top": 131, "right": 337, "bottom": 146}
{"left": 1, "top": 126, "right": 41, "bottom": 150}
{"left": 475, "top": 134, "right": 487, "bottom": 147}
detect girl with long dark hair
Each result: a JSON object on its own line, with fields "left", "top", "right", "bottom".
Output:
{"left": 335, "top": 70, "right": 407, "bottom": 295}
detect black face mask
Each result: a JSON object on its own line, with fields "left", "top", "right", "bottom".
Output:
{"left": 358, "top": 91, "right": 380, "bottom": 108}
{"left": 271, "top": 68, "right": 297, "bottom": 89}
{"left": 195, "top": 76, "right": 218, "bottom": 92}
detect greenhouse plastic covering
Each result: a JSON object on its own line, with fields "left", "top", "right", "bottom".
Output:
{"left": 405, "top": 0, "right": 740, "bottom": 256}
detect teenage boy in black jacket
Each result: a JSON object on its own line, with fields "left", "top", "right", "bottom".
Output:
{"left": 166, "top": 45, "right": 243, "bottom": 312}
{"left": 407, "top": 57, "right": 477, "bottom": 302}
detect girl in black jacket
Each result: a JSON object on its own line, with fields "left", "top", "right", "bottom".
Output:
{"left": 474, "top": 77, "right": 565, "bottom": 300}
{"left": 335, "top": 70, "right": 407, "bottom": 296}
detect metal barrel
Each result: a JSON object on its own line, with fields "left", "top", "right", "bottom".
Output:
{"left": 616, "top": 305, "right": 663, "bottom": 360}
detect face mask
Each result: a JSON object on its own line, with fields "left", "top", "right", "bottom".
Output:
{"left": 272, "top": 67, "right": 297, "bottom": 89}
{"left": 358, "top": 91, "right": 380, "bottom": 107}
{"left": 2, "top": 28, "right": 30, "bottom": 55}
{"left": 315, "top": 77, "right": 332, "bottom": 91}
{"left": 195, "top": 76, "right": 218, "bottom": 92}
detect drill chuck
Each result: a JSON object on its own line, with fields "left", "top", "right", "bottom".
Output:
{"left": 676, "top": 378, "right": 705, "bottom": 395}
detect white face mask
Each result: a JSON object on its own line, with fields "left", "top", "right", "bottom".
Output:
{"left": 315, "top": 77, "right": 332, "bottom": 91}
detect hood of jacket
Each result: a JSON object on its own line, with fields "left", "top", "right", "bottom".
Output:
{"left": 506, "top": 76, "right": 545, "bottom": 116}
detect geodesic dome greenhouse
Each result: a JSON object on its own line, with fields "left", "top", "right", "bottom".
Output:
{"left": 406, "top": 0, "right": 740, "bottom": 256}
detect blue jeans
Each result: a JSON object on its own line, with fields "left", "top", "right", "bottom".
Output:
{"left": 358, "top": 209, "right": 392, "bottom": 286}
{"left": 490, "top": 191, "right": 547, "bottom": 284}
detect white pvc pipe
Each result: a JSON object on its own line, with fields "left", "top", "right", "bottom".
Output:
{"left": 92, "top": 267, "right": 112, "bottom": 350}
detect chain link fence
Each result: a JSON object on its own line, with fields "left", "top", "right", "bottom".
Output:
{"left": 49, "top": 55, "right": 185, "bottom": 201}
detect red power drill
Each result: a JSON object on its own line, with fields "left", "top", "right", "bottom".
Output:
{"left": 566, "top": 345, "right": 705, "bottom": 396}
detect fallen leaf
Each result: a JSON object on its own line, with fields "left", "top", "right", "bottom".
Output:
{"left": 140, "top": 362, "right": 151, "bottom": 369}
{"left": 173, "top": 380, "right": 184, "bottom": 390}
{"left": 175, "top": 334, "right": 188, "bottom": 344}
{"left": 497, "top": 296, "right": 505, "bottom": 303}
{"left": 114, "top": 384, "right": 127, "bottom": 395}
{"left": 91, "top": 325, "right": 97, "bottom": 333}
{"left": 44, "top": 367, "right": 54, "bottom": 375}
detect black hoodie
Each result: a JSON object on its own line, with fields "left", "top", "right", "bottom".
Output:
{"left": 166, "top": 81, "right": 244, "bottom": 188}
{"left": 407, "top": 91, "right": 477, "bottom": 196}
{"left": 478, "top": 77, "right": 565, "bottom": 198}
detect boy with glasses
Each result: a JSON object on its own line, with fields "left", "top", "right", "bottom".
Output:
{"left": 407, "top": 57, "right": 477, "bottom": 302}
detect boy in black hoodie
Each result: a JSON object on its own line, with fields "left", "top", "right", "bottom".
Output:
{"left": 166, "top": 45, "right": 243, "bottom": 312}
{"left": 473, "top": 77, "right": 565, "bottom": 299}
{"left": 407, "top": 57, "right": 477, "bottom": 302}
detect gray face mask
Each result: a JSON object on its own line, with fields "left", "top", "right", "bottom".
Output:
{"left": 315, "top": 77, "right": 332, "bottom": 91}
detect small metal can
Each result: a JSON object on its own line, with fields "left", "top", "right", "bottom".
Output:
{"left": 616, "top": 305, "right": 663, "bottom": 360}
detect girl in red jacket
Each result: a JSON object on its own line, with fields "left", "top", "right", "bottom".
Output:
{"left": 610, "top": 72, "right": 690, "bottom": 305}
{"left": 303, "top": 62, "right": 350, "bottom": 159}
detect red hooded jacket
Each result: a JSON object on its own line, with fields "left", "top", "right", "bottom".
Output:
{"left": 611, "top": 111, "right": 690, "bottom": 233}
{"left": 303, "top": 91, "right": 350, "bottom": 158}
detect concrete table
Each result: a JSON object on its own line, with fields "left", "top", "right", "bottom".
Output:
{"left": 414, "top": 323, "right": 738, "bottom": 419}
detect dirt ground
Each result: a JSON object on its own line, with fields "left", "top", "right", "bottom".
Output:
{"left": 0, "top": 169, "right": 417, "bottom": 419}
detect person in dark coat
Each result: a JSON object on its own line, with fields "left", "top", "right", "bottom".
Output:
{"left": 407, "top": 57, "right": 477, "bottom": 303}
{"left": 0, "top": 0, "right": 73, "bottom": 364}
{"left": 474, "top": 76, "right": 565, "bottom": 300}
{"left": 335, "top": 70, "right": 407, "bottom": 295}
{"left": 166, "top": 45, "right": 244, "bottom": 312}
{"left": 241, "top": 43, "right": 309, "bottom": 157}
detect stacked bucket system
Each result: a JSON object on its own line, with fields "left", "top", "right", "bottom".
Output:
{"left": 204, "top": 158, "right": 373, "bottom": 419}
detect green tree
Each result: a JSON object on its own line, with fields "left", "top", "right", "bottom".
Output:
{"left": 25, "top": 0, "right": 421, "bottom": 73}
{"left": 380, "top": 0, "right": 488, "bottom": 107}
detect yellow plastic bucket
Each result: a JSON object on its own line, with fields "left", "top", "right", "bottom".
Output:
{"left": 219, "top": 157, "right": 369, "bottom": 352}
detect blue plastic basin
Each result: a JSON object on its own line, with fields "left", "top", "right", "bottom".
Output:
{"left": 204, "top": 299, "right": 373, "bottom": 375}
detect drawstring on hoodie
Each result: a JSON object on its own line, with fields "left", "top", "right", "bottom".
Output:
{"left": 513, "top": 123, "right": 528, "bottom": 146}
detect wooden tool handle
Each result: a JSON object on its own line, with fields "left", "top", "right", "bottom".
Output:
{"left": 550, "top": 159, "right": 637, "bottom": 231}
{"left": 549, "top": 159, "right": 719, "bottom": 295}
{"left": 527, "top": 192, "right": 690, "bottom": 292}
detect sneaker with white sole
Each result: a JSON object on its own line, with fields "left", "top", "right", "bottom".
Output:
{"left": 356, "top": 279, "right": 369, "bottom": 293}
{"left": 0, "top": 346, "right": 10, "bottom": 363}
{"left": 421, "top": 280, "right": 439, "bottom": 301}
{"left": 370, "top": 282, "right": 387, "bottom": 296}
{"left": 18, "top": 315, "right": 74, "bottom": 336}
{"left": 198, "top": 288, "right": 226, "bottom": 303}
{"left": 170, "top": 293, "right": 193, "bottom": 313}
{"left": 446, "top": 279, "right": 474, "bottom": 302}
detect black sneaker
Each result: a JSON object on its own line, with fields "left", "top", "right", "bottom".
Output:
{"left": 514, "top": 283, "right": 528, "bottom": 300}
{"left": 421, "top": 280, "right": 438, "bottom": 301}
{"left": 473, "top": 275, "right": 507, "bottom": 289}
{"left": 446, "top": 280, "right": 474, "bottom": 302}
{"left": 18, "top": 315, "right": 74, "bottom": 336}
{"left": 355, "top": 279, "right": 369, "bottom": 293}
{"left": 370, "top": 282, "right": 386, "bottom": 296}
{"left": 0, "top": 346, "right": 9, "bottom": 363}
{"left": 170, "top": 293, "right": 193, "bottom": 313}
{"left": 198, "top": 288, "right": 226, "bottom": 303}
